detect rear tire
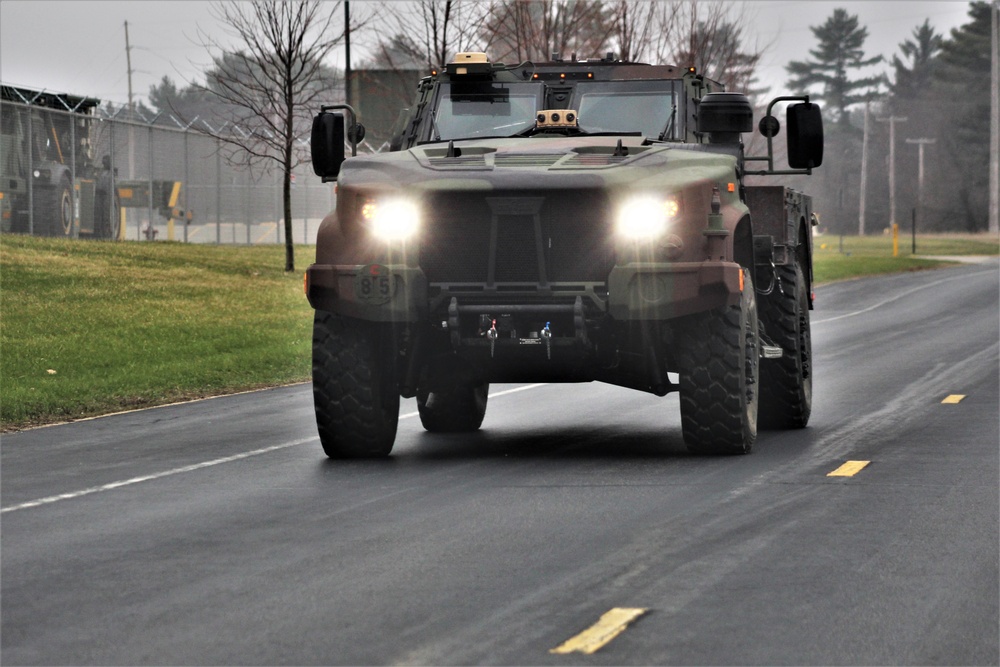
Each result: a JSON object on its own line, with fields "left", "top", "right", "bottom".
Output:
{"left": 759, "top": 263, "right": 812, "bottom": 429}
{"left": 312, "top": 311, "right": 399, "bottom": 458}
{"left": 677, "top": 268, "right": 759, "bottom": 455}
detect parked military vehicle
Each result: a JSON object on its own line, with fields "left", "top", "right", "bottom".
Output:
{"left": 307, "top": 53, "right": 823, "bottom": 457}
{"left": 1, "top": 85, "right": 120, "bottom": 239}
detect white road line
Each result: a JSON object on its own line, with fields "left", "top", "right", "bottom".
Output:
{"left": 400, "top": 383, "right": 548, "bottom": 419}
{"left": 2, "top": 384, "right": 548, "bottom": 514}
{"left": 1, "top": 438, "right": 316, "bottom": 514}
{"left": 813, "top": 270, "right": 993, "bottom": 324}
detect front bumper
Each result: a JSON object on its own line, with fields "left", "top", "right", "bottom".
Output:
{"left": 607, "top": 261, "right": 743, "bottom": 319}
{"left": 305, "top": 260, "right": 743, "bottom": 322}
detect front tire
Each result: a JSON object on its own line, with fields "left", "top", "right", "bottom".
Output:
{"left": 677, "top": 268, "right": 759, "bottom": 455}
{"left": 40, "top": 178, "right": 74, "bottom": 237}
{"left": 312, "top": 311, "right": 399, "bottom": 458}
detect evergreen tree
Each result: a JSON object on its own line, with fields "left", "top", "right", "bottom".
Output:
{"left": 148, "top": 76, "right": 232, "bottom": 127}
{"left": 889, "top": 19, "right": 943, "bottom": 101}
{"left": 785, "top": 8, "right": 882, "bottom": 125}
{"left": 928, "top": 1, "right": 994, "bottom": 231}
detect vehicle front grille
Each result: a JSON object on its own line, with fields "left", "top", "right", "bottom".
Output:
{"left": 420, "top": 190, "right": 614, "bottom": 285}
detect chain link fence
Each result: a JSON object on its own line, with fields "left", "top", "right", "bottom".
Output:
{"left": 1, "top": 90, "right": 335, "bottom": 245}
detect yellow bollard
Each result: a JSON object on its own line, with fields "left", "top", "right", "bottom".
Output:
{"left": 892, "top": 223, "right": 899, "bottom": 257}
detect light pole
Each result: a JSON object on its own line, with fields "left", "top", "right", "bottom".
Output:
{"left": 858, "top": 101, "right": 870, "bottom": 235}
{"left": 906, "top": 137, "right": 935, "bottom": 248}
{"left": 878, "top": 115, "right": 907, "bottom": 230}
{"left": 990, "top": 0, "right": 998, "bottom": 233}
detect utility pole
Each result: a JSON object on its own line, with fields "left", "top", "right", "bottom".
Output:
{"left": 906, "top": 138, "right": 936, "bottom": 237}
{"left": 125, "top": 20, "right": 135, "bottom": 180}
{"left": 858, "top": 101, "right": 870, "bottom": 235}
{"left": 878, "top": 115, "right": 907, "bottom": 229}
{"left": 990, "top": 0, "right": 998, "bottom": 233}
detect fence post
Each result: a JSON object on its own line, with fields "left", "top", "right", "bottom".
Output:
{"left": 109, "top": 118, "right": 117, "bottom": 239}
{"left": 70, "top": 109, "right": 77, "bottom": 238}
{"left": 147, "top": 122, "right": 154, "bottom": 240}
{"left": 27, "top": 109, "right": 34, "bottom": 235}
{"left": 183, "top": 130, "right": 189, "bottom": 243}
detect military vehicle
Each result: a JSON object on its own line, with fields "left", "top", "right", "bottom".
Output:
{"left": 306, "top": 52, "right": 823, "bottom": 458}
{"left": 1, "top": 85, "right": 120, "bottom": 239}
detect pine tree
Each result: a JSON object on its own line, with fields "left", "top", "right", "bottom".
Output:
{"left": 889, "top": 19, "right": 943, "bottom": 101}
{"left": 785, "top": 8, "right": 882, "bottom": 125}
{"left": 928, "top": 1, "right": 994, "bottom": 231}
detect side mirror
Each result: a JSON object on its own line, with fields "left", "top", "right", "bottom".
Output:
{"left": 311, "top": 112, "right": 346, "bottom": 179}
{"left": 787, "top": 102, "right": 823, "bottom": 169}
{"left": 349, "top": 122, "right": 366, "bottom": 144}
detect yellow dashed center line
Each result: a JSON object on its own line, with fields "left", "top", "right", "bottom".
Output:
{"left": 942, "top": 394, "right": 966, "bottom": 404}
{"left": 550, "top": 607, "right": 648, "bottom": 655}
{"left": 827, "top": 460, "right": 871, "bottom": 477}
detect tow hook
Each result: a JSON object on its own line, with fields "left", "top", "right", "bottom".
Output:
{"left": 541, "top": 322, "right": 552, "bottom": 360}
{"left": 485, "top": 319, "right": 498, "bottom": 357}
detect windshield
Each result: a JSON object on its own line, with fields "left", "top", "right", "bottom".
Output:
{"left": 573, "top": 81, "right": 679, "bottom": 138}
{"left": 432, "top": 82, "right": 541, "bottom": 140}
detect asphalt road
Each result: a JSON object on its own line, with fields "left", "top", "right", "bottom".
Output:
{"left": 3, "top": 260, "right": 998, "bottom": 666}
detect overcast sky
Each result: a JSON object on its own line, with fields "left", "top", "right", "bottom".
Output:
{"left": 0, "top": 1, "right": 975, "bottom": 107}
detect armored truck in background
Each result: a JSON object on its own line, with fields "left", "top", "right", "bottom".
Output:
{"left": 307, "top": 53, "right": 823, "bottom": 458}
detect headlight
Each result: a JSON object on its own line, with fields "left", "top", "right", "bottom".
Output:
{"left": 360, "top": 198, "right": 420, "bottom": 242}
{"left": 616, "top": 195, "right": 680, "bottom": 240}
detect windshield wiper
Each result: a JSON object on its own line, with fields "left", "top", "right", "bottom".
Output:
{"left": 657, "top": 104, "right": 678, "bottom": 141}
{"left": 576, "top": 130, "right": 643, "bottom": 137}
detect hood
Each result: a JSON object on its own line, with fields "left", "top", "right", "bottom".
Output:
{"left": 339, "top": 136, "right": 737, "bottom": 193}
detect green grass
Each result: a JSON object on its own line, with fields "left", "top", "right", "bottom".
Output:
{"left": 1, "top": 232, "right": 996, "bottom": 430}
{"left": 812, "top": 232, "right": 998, "bottom": 284}
{"left": 1, "top": 236, "right": 313, "bottom": 429}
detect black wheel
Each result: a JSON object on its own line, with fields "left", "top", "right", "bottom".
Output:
{"left": 677, "top": 267, "right": 759, "bottom": 455}
{"left": 93, "top": 191, "right": 121, "bottom": 240}
{"left": 759, "top": 263, "right": 812, "bottom": 429}
{"left": 312, "top": 310, "right": 399, "bottom": 458}
{"left": 417, "top": 381, "right": 488, "bottom": 433}
{"left": 40, "top": 178, "right": 73, "bottom": 237}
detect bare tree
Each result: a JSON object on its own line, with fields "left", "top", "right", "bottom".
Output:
{"left": 198, "top": 0, "right": 346, "bottom": 272}
{"left": 651, "top": 1, "right": 768, "bottom": 96}
{"left": 479, "top": 0, "right": 617, "bottom": 64}
{"left": 366, "top": 2, "right": 492, "bottom": 70}
{"left": 608, "top": 1, "right": 663, "bottom": 62}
